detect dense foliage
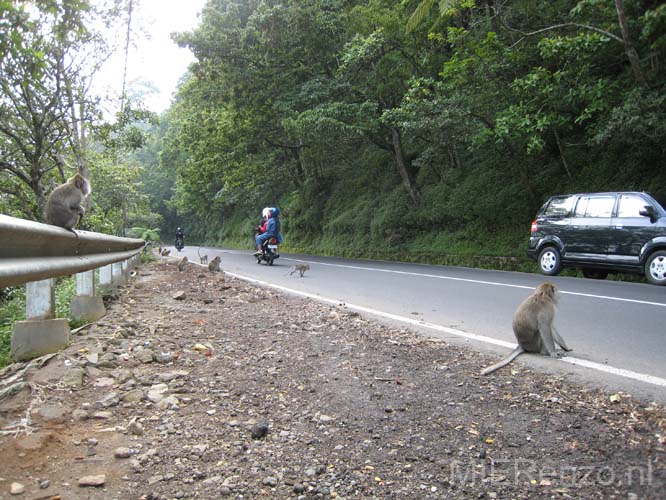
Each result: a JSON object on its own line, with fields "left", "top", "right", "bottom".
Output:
{"left": 0, "top": 0, "right": 161, "bottom": 237}
{"left": 142, "top": 0, "right": 665, "bottom": 262}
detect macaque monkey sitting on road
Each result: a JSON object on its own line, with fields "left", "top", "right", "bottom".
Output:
{"left": 178, "top": 256, "right": 188, "bottom": 272}
{"left": 45, "top": 171, "right": 91, "bottom": 237}
{"left": 286, "top": 264, "right": 310, "bottom": 277}
{"left": 481, "top": 282, "right": 572, "bottom": 375}
{"left": 208, "top": 255, "right": 221, "bottom": 272}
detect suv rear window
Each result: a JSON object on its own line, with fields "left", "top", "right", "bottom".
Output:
{"left": 543, "top": 196, "right": 575, "bottom": 217}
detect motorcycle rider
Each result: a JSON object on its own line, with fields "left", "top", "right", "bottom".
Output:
{"left": 253, "top": 207, "right": 282, "bottom": 256}
{"left": 175, "top": 227, "right": 185, "bottom": 249}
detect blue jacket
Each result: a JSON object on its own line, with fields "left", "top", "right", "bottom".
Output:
{"left": 266, "top": 207, "right": 283, "bottom": 243}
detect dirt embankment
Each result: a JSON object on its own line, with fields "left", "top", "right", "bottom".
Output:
{"left": 0, "top": 258, "right": 664, "bottom": 500}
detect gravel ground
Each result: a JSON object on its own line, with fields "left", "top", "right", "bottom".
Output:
{"left": 0, "top": 258, "right": 664, "bottom": 500}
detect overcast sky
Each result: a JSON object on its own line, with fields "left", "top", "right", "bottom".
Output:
{"left": 95, "top": 0, "right": 207, "bottom": 114}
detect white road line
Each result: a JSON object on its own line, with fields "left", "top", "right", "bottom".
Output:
{"left": 227, "top": 271, "right": 666, "bottom": 389}
{"left": 281, "top": 257, "right": 666, "bottom": 308}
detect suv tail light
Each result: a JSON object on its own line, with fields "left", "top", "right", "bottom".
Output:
{"left": 530, "top": 220, "right": 538, "bottom": 233}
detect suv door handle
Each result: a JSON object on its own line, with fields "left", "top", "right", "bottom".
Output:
{"left": 614, "top": 225, "right": 623, "bottom": 229}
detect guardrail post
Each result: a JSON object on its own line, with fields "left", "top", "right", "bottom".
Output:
{"left": 100, "top": 264, "right": 113, "bottom": 287}
{"left": 70, "top": 270, "right": 106, "bottom": 322}
{"left": 112, "top": 261, "right": 124, "bottom": 284}
{"left": 11, "top": 279, "right": 70, "bottom": 361}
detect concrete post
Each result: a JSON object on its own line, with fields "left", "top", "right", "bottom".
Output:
{"left": 25, "top": 279, "right": 56, "bottom": 320}
{"left": 112, "top": 261, "right": 124, "bottom": 284}
{"left": 70, "top": 270, "right": 106, "bottom": 322}
{"left": 11, "top": 279, "right": 70, "bottom": 361}
{"left": 100, "top": 264, "right": 113, "bottom": 287}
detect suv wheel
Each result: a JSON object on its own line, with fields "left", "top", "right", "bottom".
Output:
{"left": 538, "top": 246, "right": 562, "bottom": 276}
{"left": 645, "top": 250, "right": 666, "bottom": 286}
{"left": 582, "top": 269, "right": 608, "bottom": 280}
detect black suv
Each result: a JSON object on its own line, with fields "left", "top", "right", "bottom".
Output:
{"left": 527, "top": 192, "right": 666, "bottom": 285}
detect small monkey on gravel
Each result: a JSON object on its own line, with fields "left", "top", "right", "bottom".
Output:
{"left": 198, "top": 247, "right": 208, "bottom": 264}
{"left": 208, "top": 255, "right": 221, "bottom": 272}
{"left": 45, "top": 169, "right": 91, "bottom": 237}
{"left": 178, "top": 256, "right": 188, "bottom": 272}
{"left": 481, "top": 282, "right": 572, "bottom": 375}
{"left": 285, "top": 264, "right": 310, "bottom": 277}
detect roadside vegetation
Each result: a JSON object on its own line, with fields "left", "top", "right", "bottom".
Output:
{"left": 134, "top": 0, "right": 665, "bottom": 267}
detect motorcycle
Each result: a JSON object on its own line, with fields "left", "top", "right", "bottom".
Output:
{"left": 256, "top": 237, "right": 279, "bottom": 266}
{"left": 175, "top": 237, "right": 184, "bottom": 251}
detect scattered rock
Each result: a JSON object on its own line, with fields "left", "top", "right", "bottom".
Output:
{"left": 78, "top": 474, "right": 106, "bottom": 487}
{"left": 10, "top": 482, "right": 24, "bottom": 495}
{"left": 251, "top": 421, "right": 269, "bottom": 440}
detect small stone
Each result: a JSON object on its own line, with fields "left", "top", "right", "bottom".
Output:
{"left": 155, "top": 352, "right": 174, "bottom": 364}
{"left": 173, "top": 291, "right": 186, "bottom": 300}
{"left": 92, "top": 411, "right": 113, "bottom": 419}
{"left": 63, "top": 367, "right": 85, "bottom": 387}
{"left": 263, "top": 476, "right": 278, "bottom": 487}
{"left": 10, "top": 482, "right": 25, "bottom": 495}
{"left": 72, "top": 409, "right": 89, "bottom": 420}
{"left": 78, "top": 474, "right": 106, "bottom": 487}
{"left": 94, "top": 377, "right": 116, "bottom": 387}
{"left": 127, "top": 421, "right": 144, "bottom": 436}
{"left": 318, "top": 414, "right": 334, "bottom": 423}
{"left": 35, "top": 404, "right": 68, "bottom": 424}
{"left": 136, "top": 349, "right": 155, "bottom": 364}
{"left": 156, "top": 395, "right": 179, "bottom": 410}
{"left": 115, "top": 447, "right": 132, "bottom": 458}
{"left": 251, "top": 421, "right": 269, "bottom": 440}
{"left": 122, "top": 389, "right": 145, "bottom": 403}
{"left": 95, "top": 392, "right": 120, "bottom": 409}
{"left": 39, "top": 479, "right": 50, "bottom": 489}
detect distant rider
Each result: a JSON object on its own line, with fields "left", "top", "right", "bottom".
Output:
{"left": 253, "top": 207, "right": 282, "bottom": 256}
{"left": 175, "top": 227, "right": 185, "bottom": 247}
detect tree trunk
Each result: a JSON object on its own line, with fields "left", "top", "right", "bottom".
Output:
{"left": 614, "top": 0, "right": 646, "bottom": 85}
{"left": 390, "top": 127, "right": 418, "bottom": 205}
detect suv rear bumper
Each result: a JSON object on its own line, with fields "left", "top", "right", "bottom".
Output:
{"left": 526, "top": 237, "right": 540, "bottom": 260}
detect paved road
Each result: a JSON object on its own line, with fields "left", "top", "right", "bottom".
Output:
{"left": 170, "top": 245, "right": 666, "bottom": 397}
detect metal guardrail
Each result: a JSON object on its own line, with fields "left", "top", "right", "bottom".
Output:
{"left": 0, "top": 214, "right": 145, "bottom": 288}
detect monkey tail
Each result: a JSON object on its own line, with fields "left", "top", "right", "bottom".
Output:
{"left": 481, "top": 346, "right": 524, "bottom": 376}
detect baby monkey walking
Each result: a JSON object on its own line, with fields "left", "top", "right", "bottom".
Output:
{"left": 481, "top": 282, "right": 571, "bottom": 375}
{"left": 198, "top": 247, "right": 208, "bottom": 264}
{"left": 286, "top": 264, "right": 310, "bottom": 277}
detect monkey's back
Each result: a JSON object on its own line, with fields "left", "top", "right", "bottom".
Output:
{"left": 511, "top": 296, "right": 549, "bottom": 353}
{"left": 45, "top": 185, "right": 76, "bottom": 227}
